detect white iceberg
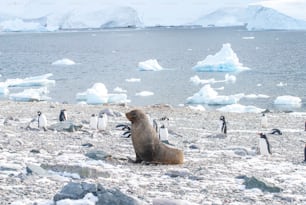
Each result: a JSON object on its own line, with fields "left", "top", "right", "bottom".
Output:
{"left": 135, "top": 91, "right": 154, "bottom": 97}
{"left": 192, "top": 43, "right": 250, "bottom": 72}
{"left": 186, "top": 84, "right": 240, "bottom": 105}
{"left": 138, "top": 59, "right": 163, "bottom": 71}
{"left": 5, "top": 73, "right": 55, "bottom": 87}
{"left": 76, "top": 83, "right": 129, "bottom": 104}
{"left": 9, "top": 87, "right": 51, "bottom": 102}
{"left": 244, "top": 94, "right": 269, "bottom": 99}
{"left": 52, "top": 58, "right": 76, "bottom": 66}
{"left": 113, "top": 87, "right": 127, "bottom": 93}
{"left": 0, "top": 18, "right": 45, "bottom": 32}
{"left": 274, "top": 95, "right": 302, "bottom": 105}
{"left": 0, "top": 82, "right": 9, "bottom": 95}
{"left": 217, "top": 104, "right": 265, "bottom": 113}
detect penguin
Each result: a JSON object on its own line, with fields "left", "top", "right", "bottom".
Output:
{"left": 261, "top": 113, "right": 268, "bottom": 128}
{"left": 219, "top": 115, "right": 227, "bottom": 135}
{"left": 59, "top": 109, "right": 68, "bottom": 122}
{"left": 304, "top": 121, "right": 306, "bottom": 131}
{"left": 97, "top": 112, "right": 107, "bottom": 130}
{"left": 158, "top": 116, "right": 169, "bottom": 143}
{"left": 304, "top": 144, "right": 306, "bottom": 162}
{"left": 89, "top": 114, "right": 98, "bottom": 129}
{"left": 258, "top": 133, "right": 271, "bottom": 155}
{"left": 37, "top": 111, "right": 47, "bottom": 131}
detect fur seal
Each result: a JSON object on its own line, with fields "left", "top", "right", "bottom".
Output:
{"left": 125, "top": 109, "right": 184, "bottom": 164}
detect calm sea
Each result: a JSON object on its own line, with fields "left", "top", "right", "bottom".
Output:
{"left": 0, "top": 27, "right": 305, "bottom": 111}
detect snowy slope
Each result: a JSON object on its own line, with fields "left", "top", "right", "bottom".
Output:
{"left": 194, "top": 5, "right": 306, "bottom": 30}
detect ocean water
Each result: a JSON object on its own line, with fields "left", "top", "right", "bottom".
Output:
{"left": 0, "top": 27, "right": 305, "bottom": 111}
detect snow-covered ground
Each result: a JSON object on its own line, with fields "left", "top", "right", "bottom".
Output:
{"left": 1, "top": 102, "right": 306, "bottom": 204}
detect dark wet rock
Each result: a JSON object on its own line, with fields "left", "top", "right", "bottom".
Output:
{"left": 26, "top": 164, "right": 48, "bottom": 176}
{"left": 165, "top": 170, "right": 190, "bottom": 178}
{"left": 82, "top": 143, "right": 94, "bottom": 148}
{"left": 237, "top": 175, "right": 282, "bottom": 193}
{"left": 30, "top": 149, "right": 40, "bottom": 153}
{"left": 41, "top": 164, "right": 111, "bottom": 178}
{"left": 189, "top": 144, "right": 199, "bottom": 149}
{"left": 85, "top": 149, "right": 112, "bottom": 160}
{"left": 54, "top": 182, "right": 141, "bottom": 205}
{"left": 48, "top": 121, "right": 83, "bottom": 132}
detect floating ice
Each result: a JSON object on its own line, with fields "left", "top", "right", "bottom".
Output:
{"left": 76, "top": 83, "right": 129, "bottom": 104}
{"left": 135, "top": 91, "right": 154, "bottom": 97}
{"left": 190, "top": 74, "right": 236, "bottom": 85}
{"left": 242, "top": 36, "right": 255, "bottom": 40}
{"left": 5, "top": 73, "right": 55, "bottom": 87}
{"left": 186, "top": 84, "right": 240, "bottom": 105}
{"left": 125, "top": 78, "right": 141, "bottom": 82}
{"left": 274, "top": 95, "right": 302, "bottom": 105}
{"left": 9, "top": 87, "right": 51, "bottom": 102}
{"left": 244, "top": 94, "right": 269, "bottom": 99}
{"left": 138, "top": 59, "right": 163, "bottom": 71}
{"left": 276, "top": 82, "right": 287, "bottom": 87}
{"left": 52, "top": 58, "right": 76, "bottom": 66}
{"left": 0, "top": 82, "right": 9, "bottom": 95}
{"left": 217, "top": 104, "right": 265, "bottom": 113}
{"left": 192, "top": 43, "right": 250, "bottom": 72}
{"left": 113, "top": 87, "right": 127, "bottom": 93}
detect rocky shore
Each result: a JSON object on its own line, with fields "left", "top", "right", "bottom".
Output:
{"left": 0, "top": 101, "right": 306, "bottom": 205}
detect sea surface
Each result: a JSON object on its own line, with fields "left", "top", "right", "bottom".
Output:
{"left": 0, "top": 27, "right": 306, "bottom": 111}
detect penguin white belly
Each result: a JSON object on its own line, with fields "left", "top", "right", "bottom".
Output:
{"left": 38, "top": 114, "right": 47, "bottom": 128}
{"left": 261, "top": 117, "right": 268, "bottom": 128}
{"left": 97, "top": 115, "right": 107, "bottom": 130}
{"left": 159, "top": 127, "right": 169, "bottom": 141}
{"left": 259, "top": 138, "right": 269, "bottom": 155}
{"left": 89, "top": 116, "right": 98, "bottom": 129}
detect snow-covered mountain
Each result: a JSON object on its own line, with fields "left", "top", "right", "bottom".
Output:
{"left": 0, "top": 0, "right": 306, "bottom": 32}
{"left": 194, "top": 5, "right": 306, "bottom": 31}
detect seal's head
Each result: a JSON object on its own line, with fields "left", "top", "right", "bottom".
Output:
{"left": 126, "top": 109, "right": 147, "bottom": 123}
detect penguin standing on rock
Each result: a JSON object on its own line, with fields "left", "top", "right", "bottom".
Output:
{"left": 59, "top": 109, "right": 68, "bottom": 122}
{"left": 219, "top": 115, "right": 227, "bottom": 135}
{"left": 37, "top": 111, "right": 47, "bottom": 131}
{"left": 258, "top": 133, "right": 271, "bottom": 155}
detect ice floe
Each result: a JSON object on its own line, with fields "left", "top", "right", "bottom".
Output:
{"left": 125, "top": 78, "right": 141, "bottom": 82}
{"left": 190, "top": 74, "right": 236, "bottom": 85}
{"left": 138, "top": 59, "right": 163, "bottom": 71}
{"left": 52, "top": 58, "right": 76, "bottom": 66}
{"left": 135, "top": 91, "right": 154, "bottom": 97}
{"left": 186, "top": 84, "right": 241, "bottom": 105}
{"left": 192, "top": 43, "right": 250, "bottom": 72}
{"left": 9, "top": 87, "right": 51, "bottom": 102}
{"left": 113, "top": 87, "right": 127, "bottom": 93}
{"left": 274, "top": 95, "right": 302, "bottom": 105}
{"left": 217, "top": 104, "right": 265, "bottom": 113}
{"left": 76, "top": 83, "right": 129, "bottom": 104}
{"left": 5, "top": 73, "right": 55, "bottom": 87}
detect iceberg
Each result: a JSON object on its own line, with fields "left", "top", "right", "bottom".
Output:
{"left": 217, "top": 104, "right": 265, "bottom": 113}
{"left": 138, "top": 59, "right": 163, "bottom": 71}
{"left": 5, "top": 73, "right": 55, "bottom": 87}
{"left": 9, "top": 87, "right": 51, "bottom": 102}
{"left": 0, "top": 82, "right": 9, "bottom": 95}
{"left": 192, "top": 43, "right": 249, "bottom": 72}
{"left": 0, "top": 18, "right": 45, "bottom": 32}
{"left": 274, "top": 95, "right": 302, "bottom": 105}
{"left": 125, "top": 78, "right": 141, "bottom": 82}
{"left": 76, "top": 83, "right": 129, "bottom": 104}
{"left": 52, "top": 58, "right": 76, "bottom": 66}
{"left": 186, "top": 84, "right": 240, "bottom": 105}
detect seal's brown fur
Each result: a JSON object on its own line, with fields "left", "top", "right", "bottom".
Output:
{"left": 126, "top": 109, "right": 184, "bottom": 164}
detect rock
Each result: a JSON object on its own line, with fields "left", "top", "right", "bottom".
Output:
{"left": 48, "top": 121, "right": 83, "bottom": 132}
{"left": 100, "top": 108, "right": 122, "bottom": 117}
{"left": 82, "top": 143, "right": 94, "bottom": 148}
{"left": 26, "top": 164, "right": 49, "bottom": 176}
{"left": 30, "top": 149, "right": 40, "bottom": 154}
{"left": 189, "top": 144, "right": 199, "bottom": 149}
{"left": 54, "top": 182, "right": 141, "bottom": 205}
{"left": 85, "top": 150, "right": 112, "bottom": 160}
{"left": 237, "top": 175, "right": 282, "bottom": 193}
